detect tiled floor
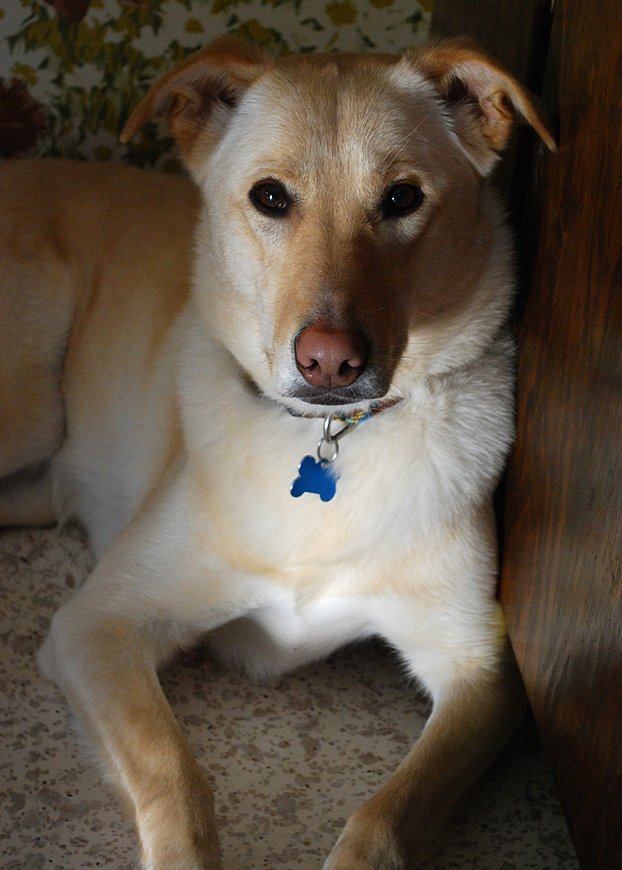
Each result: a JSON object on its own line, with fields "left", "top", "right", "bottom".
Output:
{"left": 1, "top": 525, "right": 579, "bottom": 869}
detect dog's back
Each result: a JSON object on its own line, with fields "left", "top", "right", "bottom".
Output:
{"left": 0, "top": 160, "right": 199, "bottom": 541}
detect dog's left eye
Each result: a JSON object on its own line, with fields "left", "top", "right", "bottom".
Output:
{"left": 249, "top": 181, "right": 291, "bottom": 217}
{"left": 381, "top": 183, "right": 424, "bottom": 218}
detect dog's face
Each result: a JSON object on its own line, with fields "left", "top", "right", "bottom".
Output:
{"left": 122, "top": 39, "right": 554, "bottom": 415}
{"left": 199, "top": 57, "right": 488, "bottom": 413}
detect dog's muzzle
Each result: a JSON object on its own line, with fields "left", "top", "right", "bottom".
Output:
{"left": 274, "top": 321, "right": 396, "bottom": 408}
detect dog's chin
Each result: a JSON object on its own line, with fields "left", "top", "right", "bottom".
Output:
{"left": 279, "top": 386, "right": 389, "bottom": 417}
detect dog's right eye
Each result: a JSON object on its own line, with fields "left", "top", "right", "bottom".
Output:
{"left": 249, "top": 181, "right": 291, "bottom": 217}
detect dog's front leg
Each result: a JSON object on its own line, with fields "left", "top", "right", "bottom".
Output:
{"left": 38, "top": 533, "right": 224, "bottom": 870}
{"left": 324, "top": 621, "right": 525, "bottom": 870}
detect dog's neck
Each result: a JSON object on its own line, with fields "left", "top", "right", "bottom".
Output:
{"left": 239, "top": 370, "right": 402, "bottom": 501}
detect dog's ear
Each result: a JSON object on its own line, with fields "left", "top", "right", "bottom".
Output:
{"left": 401, "top": 39, "right": 556, "bottom": 175}
{"left": 120, "top": 37, "right": 272, "bottom": 167}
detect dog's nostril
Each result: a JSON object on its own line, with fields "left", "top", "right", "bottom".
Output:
{"left": 295, "top": 325, "right": 368, "bottom": 389}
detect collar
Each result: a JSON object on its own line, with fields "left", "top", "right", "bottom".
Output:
{"left": 286, "top": 396, "right": 402, "bottom": 423}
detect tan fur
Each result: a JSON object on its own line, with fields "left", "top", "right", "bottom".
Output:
{"left": 1, "top": 38, "right": 554, "bottom": 870}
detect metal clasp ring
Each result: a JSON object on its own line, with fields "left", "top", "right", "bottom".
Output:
{"left": 317, "top": 414, "right": 339, "bottom": 463}
{"left": 317, "top": 414, "right": 360, "bottom": 463}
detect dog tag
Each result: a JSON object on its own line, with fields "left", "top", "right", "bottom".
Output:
{"left": 291, "top": 455, "right": 338, "bottom": 502}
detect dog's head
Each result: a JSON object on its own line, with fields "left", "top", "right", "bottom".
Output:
{"left": 122, "top": 38, "right": 554, "bottom": 415}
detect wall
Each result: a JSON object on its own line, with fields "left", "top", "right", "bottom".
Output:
{"left": 0, "top": 0, "right": 431, "bottom": 167}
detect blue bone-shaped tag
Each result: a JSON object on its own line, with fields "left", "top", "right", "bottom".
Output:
{"left": 291, "top": 455, "right": 338, "bottom": 502}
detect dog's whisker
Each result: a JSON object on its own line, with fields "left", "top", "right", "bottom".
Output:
{"left": 382, "top": 114, "right": 431, "bottom": 173}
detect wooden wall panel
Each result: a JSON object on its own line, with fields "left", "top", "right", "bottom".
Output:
{"left": 500, "top": 2, "right": 622, "bottom": 867}
{"left": 431, "top": 0, "right": 549, "bottom": 84}
{"left": 431, "top": 0, "right": 552, "bottom": 206}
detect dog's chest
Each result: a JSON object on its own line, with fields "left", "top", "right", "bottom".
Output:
{"left": 207, "top": 579, "right": 387, "bottom": 679}
{"left": 197, "top": 426, "right": 426, "bottom": 572}
{"left": 184, "top": 339, "right": 514, "bottom": 617}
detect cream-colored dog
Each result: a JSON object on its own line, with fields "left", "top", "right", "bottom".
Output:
{"left": 0, "top": 38, "right": 554, "bottom": 869}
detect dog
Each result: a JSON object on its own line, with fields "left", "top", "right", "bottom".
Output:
{"left": 0, "top": 37, "right": 555, "bottom": 869}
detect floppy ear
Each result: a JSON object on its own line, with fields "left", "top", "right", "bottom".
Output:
{"left": 403, "top": 39, "right": 556, "bottom": 175}
{"left": 120, "top": 37, "right": 273, "bottom": 169}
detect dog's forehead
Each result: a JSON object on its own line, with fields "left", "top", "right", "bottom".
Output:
{"left": 232, "top": 55, "right": 447, "bottom": 181}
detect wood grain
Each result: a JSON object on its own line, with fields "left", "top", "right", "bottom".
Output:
{"left": 431, "top": 0, "right": 550, "bottom": 85}
{"left": 500, "top": 1, "right": 622, "bottom": 867}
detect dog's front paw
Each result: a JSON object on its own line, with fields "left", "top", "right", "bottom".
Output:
{"left": 323, "top": 810, "right": 404, "bottom": 870}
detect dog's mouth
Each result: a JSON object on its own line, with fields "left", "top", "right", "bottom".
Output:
{"left": 286, "top": 380, "right": 387, "bottom": 407}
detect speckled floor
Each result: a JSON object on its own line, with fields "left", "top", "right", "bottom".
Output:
{"left": 1, "top": 525, "right": 579, "bottom": 870}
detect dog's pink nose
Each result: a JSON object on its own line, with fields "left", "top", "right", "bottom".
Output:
{"left": 295, "top": 325, "right": 368, "bottom": 388}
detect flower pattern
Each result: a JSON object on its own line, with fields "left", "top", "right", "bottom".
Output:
{"left": 0, "top": 0, "right": 431, "bottom": 166}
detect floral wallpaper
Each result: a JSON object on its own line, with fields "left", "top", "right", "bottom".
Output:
{"left": 0, "top": 0, "right": 431, "bottom": 167}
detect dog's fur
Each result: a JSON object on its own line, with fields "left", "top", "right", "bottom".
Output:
{"left": 0, "top": 38, "right": 554, "bottom": 869}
